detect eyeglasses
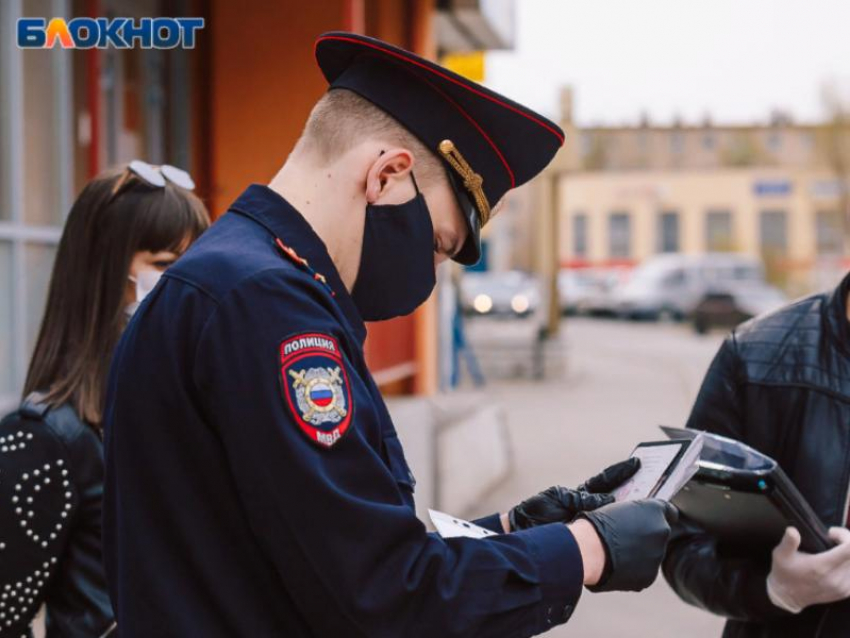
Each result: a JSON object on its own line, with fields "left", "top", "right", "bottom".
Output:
{"left": 127, "top": 159, "right": 196, "bottom": 190}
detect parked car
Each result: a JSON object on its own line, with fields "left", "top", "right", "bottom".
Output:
{"left": 693, "top": 283, "right": 787, "bottom": 334}
{"left": 558, "top": 267, "right": 632, "bottom": 316}
{"left": 558, "top": 269, "right": 614, "bottom": 315}
{"left": 612, "top": 253, "right": 766, "bottom": 320}
{"left": 460, "top": 270, "right": 541, "bottom": 318}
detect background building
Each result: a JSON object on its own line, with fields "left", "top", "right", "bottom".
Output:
{"left": 555, "top": 89, "right": 850, "bottom": 294}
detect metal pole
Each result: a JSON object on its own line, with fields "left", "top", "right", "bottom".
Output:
{"left": 54, "top": 0, "right": 73, "bottom": 217}
{"left": 4, "top": 0, "right": 27, "bottom": 397}
{"left": 547, "top": 171, "right": 561, "bottom": 337}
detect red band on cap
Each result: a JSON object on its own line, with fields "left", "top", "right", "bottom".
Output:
{"left": 315, "top": 35, "right": 565, "bottom": 145}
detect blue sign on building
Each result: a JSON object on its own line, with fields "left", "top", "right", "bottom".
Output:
{"left": 753, "top": 180, "right": 792, "bottom": 197}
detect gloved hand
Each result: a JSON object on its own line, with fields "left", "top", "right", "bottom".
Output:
{"left": 509, "top": 458, "right": 640, "bottom": 531}
{"left": 577, "top": 498, "right": 677, "bottom": 592}
{"left": 767, "top": 527, "right": 850, "bottom": 614}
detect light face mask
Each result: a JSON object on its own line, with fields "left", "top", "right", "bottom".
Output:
{"left": 350, "top": 172, "right": 436, "bottom": 321}
{"left": 125, "top": 269, "right": 163, "bottom": 318}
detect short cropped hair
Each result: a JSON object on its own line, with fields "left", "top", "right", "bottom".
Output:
{"left": 298, "top": 88, "right": 444, "bottom": 186}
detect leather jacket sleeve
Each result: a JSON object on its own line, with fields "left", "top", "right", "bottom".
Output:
{"left": 662, "top": 336, "right": 790, "bottom": 622}
{"left": 42, "top": 412, "right": 115, "bottom": 638}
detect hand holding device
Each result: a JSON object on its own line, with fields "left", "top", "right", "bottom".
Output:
{"left": 767, "top": 527, "right": 850, "bottom": 613}
{"left": 577, "top": 499, "right": 678, "bottom": 592}
{"left": 508, "top": 458, "right": 640, "bottom": 531}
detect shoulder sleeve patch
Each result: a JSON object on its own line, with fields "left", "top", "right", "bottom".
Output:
{"left": 279, "top": 333, "right": 353, "bottom": 448}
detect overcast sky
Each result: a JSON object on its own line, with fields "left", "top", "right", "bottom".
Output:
{"left": 484, "top": 0, "right": 850, "bottom": 127}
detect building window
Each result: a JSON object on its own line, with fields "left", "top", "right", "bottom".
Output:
{"left": 636, "top": 131, "right": 648, "bottom": 153}
{"left": 802, "top": 131, "right": 815, "bottom": 149}
{"left": 760, "top": 210, "right": 788, "bottom": 257}
{"left": 0, "top": 2, "right": 71, "bottom": 412}
{"left": 671, "top": 132, "right": 684, "bottom": 154}
{"left": 702, "top": 133, "right": 715, "bottom": 150}
{"left": 816, "top": 210, "right": 844, "bottom": 256}
{"left": 572, "top": 213, "right": 588, "bottom": 258}
{"left": 767, "top": 131, "right": 782, "bottom": 153}
{"left": 705, "top": 210, "right": 734, "bottom": 252}
{"left": 609, "top": 212, "right": 631, "bottom": 259}
{"left": 657, "top": 211, "right": 680, "bottom": 253}
{"left": 580, "top": 132, "right": 593, "bottom": 157}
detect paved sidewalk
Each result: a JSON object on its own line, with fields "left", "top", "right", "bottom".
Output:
{"left": 466, "top": 317, "right": 729, "bottom": 637}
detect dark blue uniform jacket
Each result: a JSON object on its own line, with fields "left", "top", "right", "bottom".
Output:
{"left": 102, "top": 185, "right": 583, "bottom": 637}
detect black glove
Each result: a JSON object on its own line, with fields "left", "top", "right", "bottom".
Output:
{"left": 509, "top": 457, "right": 641, "bottom": 531}
{"left": 578, "top": 499, "right": 678, "bottom": 593}
{"left": 577, "top": 457, "right": 641, "bottom": 494}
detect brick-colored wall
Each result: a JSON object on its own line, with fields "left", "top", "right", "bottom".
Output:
{"left": 204, "top": 0, "right": 437, "bottom": 393}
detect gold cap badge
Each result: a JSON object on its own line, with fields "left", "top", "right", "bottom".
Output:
{"left": 438, "top": 139, "right": 492, "bottom": 227}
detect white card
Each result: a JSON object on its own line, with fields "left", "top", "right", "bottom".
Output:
{"left": 613, "top": 442, "right": 684, "bottom": 502}
{"left": 429, "top": 509, "right": 498, "bottom": 539}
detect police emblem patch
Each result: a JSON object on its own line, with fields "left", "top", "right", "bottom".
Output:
{"left": 279, "top": 333, "right": 353, "bottom": 448}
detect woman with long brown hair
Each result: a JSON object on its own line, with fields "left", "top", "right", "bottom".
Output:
{"left": 0, "top": 161, "right": 209, "bottom": 637}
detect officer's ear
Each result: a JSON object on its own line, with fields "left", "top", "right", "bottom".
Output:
{"left": 364, "top": 148, "right": 415, "bottom": 204}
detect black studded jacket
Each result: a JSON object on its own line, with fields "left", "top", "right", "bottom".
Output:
{"left": 663, "top": 272, "right": 850, "bottom": 638}
{"left": 0, "top": 395, "right": 115, "bottom": 638}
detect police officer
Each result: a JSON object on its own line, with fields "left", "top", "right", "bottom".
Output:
{"left": 103, "top": 32, "right": 675, "bottom": 637}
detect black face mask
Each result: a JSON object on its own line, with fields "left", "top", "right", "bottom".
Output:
{"left": 351, "top": 173, "right": 436, "bottom": 321}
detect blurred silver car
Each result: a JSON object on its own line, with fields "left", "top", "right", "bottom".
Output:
{"left": 612, "top": 253, "right": 767, "bottom": 320}
{"left": 558, "top": 268, "right": 628, "bottom": 316}
{"left": 461, "top": 270, "right": 540, "bottom": 318}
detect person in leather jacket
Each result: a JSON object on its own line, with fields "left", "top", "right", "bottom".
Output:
{"left": 0, "top": 162, "right": 208, "bottom": 637}
{"left": 663, "top": 271, "right": 850, "bottom": 637}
